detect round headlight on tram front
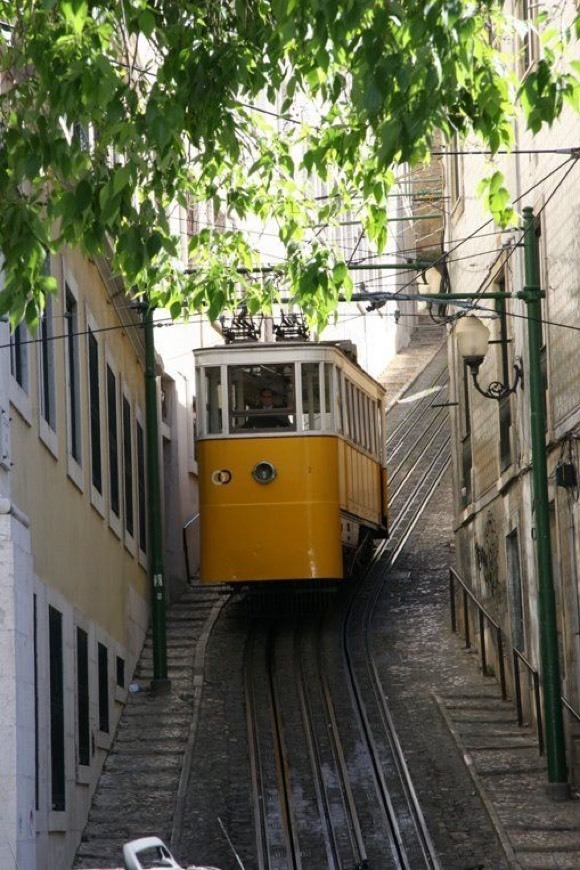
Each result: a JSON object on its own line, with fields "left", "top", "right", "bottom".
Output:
{"left": 252, "top": 461, "right": 277, "bottom": 484}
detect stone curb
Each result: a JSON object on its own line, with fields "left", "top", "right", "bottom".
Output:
{"left": 170, "top": 596, "right": 230, "bottom": 855}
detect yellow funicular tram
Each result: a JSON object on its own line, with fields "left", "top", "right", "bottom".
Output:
{"left": 195, "top": 335, "right": 388, "bottom": 587}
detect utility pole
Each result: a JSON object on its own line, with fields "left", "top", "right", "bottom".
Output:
{"left": 518, "top": 206, "right": 567, "bottom": 796}
{"left": 142, "top": 302, "right": 170, "bottom": 693}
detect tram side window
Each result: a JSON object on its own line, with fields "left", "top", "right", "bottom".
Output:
{"left": 336, "top": 368, "right": 344, "bottom": 434}
{"left": 228, "top": 364, "right": 295, "bottom": 431}
{"left": 369, "top": 398, "right": 377, "bottom": 456}
{"left": 358, "top": 391, "right": 364, "bottom": 446}
{"left": 376, "top": 400, "right": 383, "bottom": 455}
{"left": 204, "top": 367, "right": 223, "bottom": 434}
{"left": 364, "top": 395, "right": 371, "bottom": 452}
{"left": 301, "top": 362, "right": 321, "bottom": 431}
{"left": 345, "top": 380, "right": 353, "bottom": 441}
{"left": 353, "top": 387, "right": 361, "bottom": 445}
{"left": 324, "top": 364, "right": 334, "bottom": 430}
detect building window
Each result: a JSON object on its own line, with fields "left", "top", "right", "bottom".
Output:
{"left": 107, "top": 364, "right": 120, "bottom": 517}
{"left": 122, "top": 396, "right": 134, "bottom": 538}
{"left": 88, "top": 328, "right": 102, "bottom": 493}
{"left": 136, "top": 419, "right": 147, "bottom": 555}
{"left": 65, "top": 285, "right": 82, "bottom": 464}
{"left": 39, "top": 294, "right": 56, "bottom": 430}
{"left": 517, "top": 0, "right": 540, "bottom": 75}
{"left": 76, "top": 628, "right": 90, "bottom": 766}
{"left": 448, "top": 132, "right": 463, "bottom": 213}
{"left": 98, "top": 642, "right": 109, "bottom": 734}
{"left": 49, "top": 605, "right": 65, "bottom": 811}
{"left": 507, "top": 529, "right": 525, "bottom": 652}
{"left": 10, "top": 323, "right": 29, "bottom": 392}
{"left": 116, "top": 656, "right": 125, "bottom": 689}
{"left": 33, "top": 594, "right": 39, "bottom": 811}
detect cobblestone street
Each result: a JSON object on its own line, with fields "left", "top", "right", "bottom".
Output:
{"left": 75, "top": 334, "right": 580, "bottom": 870}
{"left": 376, "top": 466, "right": 580, "bottom": 868}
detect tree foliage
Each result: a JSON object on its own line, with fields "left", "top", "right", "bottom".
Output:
{"left": 0, "top": 0, "right": 578, "bottom": 328}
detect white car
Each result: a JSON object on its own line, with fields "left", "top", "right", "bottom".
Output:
{"left": 122, "top": 837, "right": 223, "bottom": 870}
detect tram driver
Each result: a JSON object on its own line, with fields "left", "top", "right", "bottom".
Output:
{"left": 245, "top": 387, "right": 290, "bottom": 429}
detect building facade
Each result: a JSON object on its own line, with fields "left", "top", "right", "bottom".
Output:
{"left": 443, "top": 0, "right": 580, "bottom": 784}
{"left": 2, "top": 249, "right": 153, "bottom": 869}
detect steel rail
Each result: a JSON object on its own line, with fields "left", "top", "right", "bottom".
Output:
{"left": 298, "top": 617, "right": 369, "bottom": 868}
{"left": 387, "top": 412, "right": 449, "bottom": 504}
{"left": 266, "top": 629, "right": 302, "bottom": 870}
{"left": 244, "top": 627, "right": 273, "bottom": 869}
{"left": 384, "top": 360, "right": 449, "bottom": 449}
{"left": 342, "top": 418, "right": 451, "bottom": 867}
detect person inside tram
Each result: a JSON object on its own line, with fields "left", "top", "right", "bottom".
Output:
{"left": 245, "top": 387, "right": 290, "bottom": 429}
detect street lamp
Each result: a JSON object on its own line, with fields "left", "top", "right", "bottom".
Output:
{"left": 455, "top": 314, "right": 523, "bottom": 400}
{"left": 419, "top": 263, "right": 450, "bottom": 323}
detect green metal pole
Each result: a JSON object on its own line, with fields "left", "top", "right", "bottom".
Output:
{"left": 518, "top": 206, "right": 567, "bottom": 795}
{"left": 143, "top": 302, "right": 170, "bottom": 693}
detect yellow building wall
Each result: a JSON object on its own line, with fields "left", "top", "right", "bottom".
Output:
{"left": 11, "top": 248, "right": 149, "bottom": 645}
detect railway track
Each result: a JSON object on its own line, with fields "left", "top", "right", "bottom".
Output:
{"left": 237, "top": 366, "right": 450, "bottom": 869}
{"left": 341, "top": 371, "right": 450, "bottom": 869}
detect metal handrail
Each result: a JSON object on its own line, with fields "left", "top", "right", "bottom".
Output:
{"left": 513, "top": 647, "right": 544, "bottom": 755}
{"left": 562, "top": 697, "right": 580, "bottom": 726}
{"left": 182, "top": 513, "right": 200, "bottom": 585}
{"left": 449, "top": 567, "right": 580, "bottom": 758}
{"left": 449, "top": 567, "right": 507, "bottom": 700}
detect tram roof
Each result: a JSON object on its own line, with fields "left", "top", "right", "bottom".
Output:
{"left": 194, "top": 340, "right": 385, "bottom": 393}
{"left": 194, "top": 339, "right": 359, "bottom": 359}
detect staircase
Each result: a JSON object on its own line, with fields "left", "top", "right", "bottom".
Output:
{"left": 378, "top": 315, "right": 446, "bottom": 407}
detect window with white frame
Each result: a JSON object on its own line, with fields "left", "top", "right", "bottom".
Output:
{"left": 65, "top": 283, "right": 82, "bottom": 466}
{"left": 39, "top": 293, "right": 57, "bottom": 431}
{"left": 97, "top": 641, "right": 109, "bottom": 734}
{"left": 76, "top": 627, "right": 90, "bottom": 767}
{"left": 87, "top": 324, "right": 103, "bottom": 496}
{"left": 122, "top": 393, "right": 134, "bottom": 541}
{"left": 106, "top": 361, "right": 120, "bottom": 520}
{"left": 136, "top": 416, "right": 147, "bottom": 557}
{"left": 517, "top": 0, "right": 540, "bottom": 75}
{"left": 10, "top": 323, "right": 29, "bottom": 392}
{"left": 447, "top": 132, "right": 463, "bottom": 215}
{"left": 49, "top": 605, "right": 65, "bottom": 811}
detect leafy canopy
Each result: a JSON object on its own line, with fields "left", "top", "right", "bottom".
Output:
{"left": 0, "top": 0, "right": 578, "bottom": 328}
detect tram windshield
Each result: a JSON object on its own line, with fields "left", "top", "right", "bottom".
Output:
{"left": 228, "top": 364, "right": 295, "bottom": 431}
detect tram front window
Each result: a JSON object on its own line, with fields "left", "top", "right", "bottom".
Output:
{"left": 228, "top": 364, "right": 295, "bottom": 431}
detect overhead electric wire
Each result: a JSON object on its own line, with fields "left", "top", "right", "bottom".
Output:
{"left": 381, "top": 154, "right": 579, "bottom": 304}
{"left": 468, "top": 155, "right": 580, "bottom": 303}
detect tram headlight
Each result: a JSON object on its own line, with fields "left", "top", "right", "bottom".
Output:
{"left": 252, "top": 461, "right": 277, "bottom": 484}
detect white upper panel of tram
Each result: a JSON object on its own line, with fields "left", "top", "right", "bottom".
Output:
{"left": 194, "top": 342, "right": 385, "bottom": 459}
